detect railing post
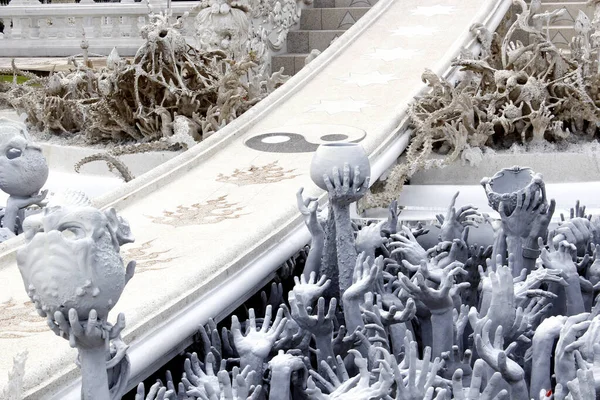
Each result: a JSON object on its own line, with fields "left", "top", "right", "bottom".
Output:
{"left": 0, "top": 17, "right": 10, "bottom": 39}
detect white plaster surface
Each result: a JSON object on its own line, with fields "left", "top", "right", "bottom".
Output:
{"left": 391, "top": 25, "right": 439, "bottom": 37}
{"left": 339, "top": 71, "right": 398, "bottom": 87}
{"left": 0, "top": 0, "right": 505, "bottom": 398}
{"left": 408, "top": 147, "right": 600, "bottom": 185}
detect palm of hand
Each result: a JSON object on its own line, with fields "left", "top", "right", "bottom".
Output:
{"left": 486, "top": 267, "right": 516, "bottom": 330}
{"left": 203, "top": 375, "right": 219, "bottom": 396}
{"left": 441, "top": 351, "right": 472, "bottom": 380}
{"left": 302, "top": 316, "right": 333, "bottom": 337}
{"left": 231, "top": 307, "right": 286, "bottom": 365}
{"left": 379, "top": 291, "right": 404, "bottom": 310}
{"left": 185, "top": 361, "right": 220, "bottom": 398}
{"left": 404, "top": 243, "right": 428, "bottom": 266}
{"left": 499, "top": 187, "right": 547, "bottom": 239}
{"left": 476, "top": 325, "right": 523, "bottom": 382}
{"left": 355, "top": 222, "right": 386, "bottom": 253}
{"left": 440, "top": 219, "right": 463, "bottom": 242}
{"left": 588, "top": 259, "right": 600, "bottom": 285}
{"left": 343, "top": 254, "right": 379, "bottom": 301}
{"left": 293, "top": 284, "right": 325, "bottom": 305}
{"left": 238, "top": 330, "right": 276, "bottom": 360}
{"left": 289, "top": 293, "right": 336, "bottom": 336}
{"left": 543, "top": 247, "right": 577, "bottom": 273}
{"left": 390, "top": 229, "right": 428, "bottom": 266}
{"left": 554, "top": 314, "right": 591, "bottom": 384}
{"left": 534, "top": 316, "right": 566, "bottom": 342}
{"left": 343, "top": 275, "right": 372, "bottom": 301}
{"left": 439, "top": 245, "right": 468, "bottom": 269}
{"left": 401, "top": 273, "right": 454, "bottom": 312}
{"left": 292, "top": 272, "right": 330, "bottom": 305}
{"left": 423, "top": 291, "right": 453, "bottom": 312}
{"left": 501, "top": 207, "right": 537, "bottom": 238}
{"left": 576, "top": 319, "right": 600, "bottom": 360}
{"left": 269, "top": 352, "right": 305, "bottom": 375}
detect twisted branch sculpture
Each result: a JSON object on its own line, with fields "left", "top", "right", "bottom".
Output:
{"left": 0, "top": 10, "right": 286, "bottom": 145}
{"left": 369, "top": 1, "right": 600, "bottom": 207}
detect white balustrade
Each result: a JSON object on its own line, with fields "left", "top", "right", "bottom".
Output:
{"left": 0, "top": 0, "right": 198, "bottom": 57}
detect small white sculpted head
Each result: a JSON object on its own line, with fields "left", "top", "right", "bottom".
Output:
{"left": 0, "top": 117, "right": 48, "bottom": 197}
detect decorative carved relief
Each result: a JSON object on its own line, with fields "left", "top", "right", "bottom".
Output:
{"left": 150, "top": 195, "right": 247, "bottom": 226}
{"left": 0, "top": 299, "right": 48, "bottom": 339}
{"left": 216, "top": 161, "right": 298, "bottom": 185}
{"left": 122, "top": 239, "right": 177, "bottom": 274}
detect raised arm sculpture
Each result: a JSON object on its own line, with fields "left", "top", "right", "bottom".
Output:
{"left": 16, "top": 148, "right": 600, "bottom": 400}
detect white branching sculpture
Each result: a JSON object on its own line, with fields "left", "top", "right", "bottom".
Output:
{"left": 372, "top": 0, "right": 600, "bottom": 206}
{"left": 0, "top": 10, "right": 287, "bottom": 146}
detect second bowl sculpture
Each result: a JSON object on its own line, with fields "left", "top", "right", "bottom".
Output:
{"left": 480, "top": 166, "right": 544, "bottom": 215}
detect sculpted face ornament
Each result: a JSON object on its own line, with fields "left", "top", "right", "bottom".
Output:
{"left": 17, "top": 206, "right": 135, "bottom": 321}
{"left": 17, "top": 206, "right": 135, "bottom": 399}
{"left": 0, "top": 118, "right": 49, "bottom": 239}
{"left": 195, "top": 0, "right": 251, "bottom": 59}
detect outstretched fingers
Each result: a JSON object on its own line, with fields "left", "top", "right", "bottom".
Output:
{"left": 110, "top": 312, "right": 126, "bottom": 340}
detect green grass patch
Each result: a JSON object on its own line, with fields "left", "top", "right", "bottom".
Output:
{"left": 0, "top": 74, "right": 30, "bottom": 84}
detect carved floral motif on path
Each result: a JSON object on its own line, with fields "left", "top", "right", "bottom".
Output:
{"left": 0, "top": 299, "right": 47, "bottom": 339}
{"left": 150, "top": 195, "right": 247, "bottom": 227}
{"left": 122, "top": 239, "right": 177, "bottom": 274}
{"left": 216, "top": 161, "right": 299, "bottom": 185}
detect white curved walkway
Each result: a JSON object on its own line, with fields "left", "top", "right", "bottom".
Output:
{"left": 0, "top": 0, "right": 509, "bottom": 397}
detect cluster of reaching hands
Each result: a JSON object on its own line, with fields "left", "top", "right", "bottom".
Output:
{"left": 136, "top": 171, "right": 600, "bottom": 400}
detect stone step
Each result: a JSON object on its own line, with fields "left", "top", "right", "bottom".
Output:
{"left": 272, "top": 53, "right": 309, "bottom": 76}
{"left": 300, "top": 7, "right": 370, "bottom": 30}
{"left": 537, "top": 2, "right": 592, "bottom": 24}
{"left": 512, "top": 2, "right": 593, "bottom": 50}
{"left": 286, "top": 29, "right": 346, "bottom": 53}
{"left": 547, "top": 26, "right": 577, "bottom": 50}
{"left": 313, "top": 0, "right": 377, "bottom": 8}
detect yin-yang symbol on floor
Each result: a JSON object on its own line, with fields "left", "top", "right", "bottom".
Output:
{"left": 244, "top": 124, "right": 367, "bottom": 153}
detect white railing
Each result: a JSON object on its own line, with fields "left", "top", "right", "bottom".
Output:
{"left": 0, "top": 0, "right": 199, "bottom": 57}
{"left": 0, "top": 0, "right": 309, "bottom": 58}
